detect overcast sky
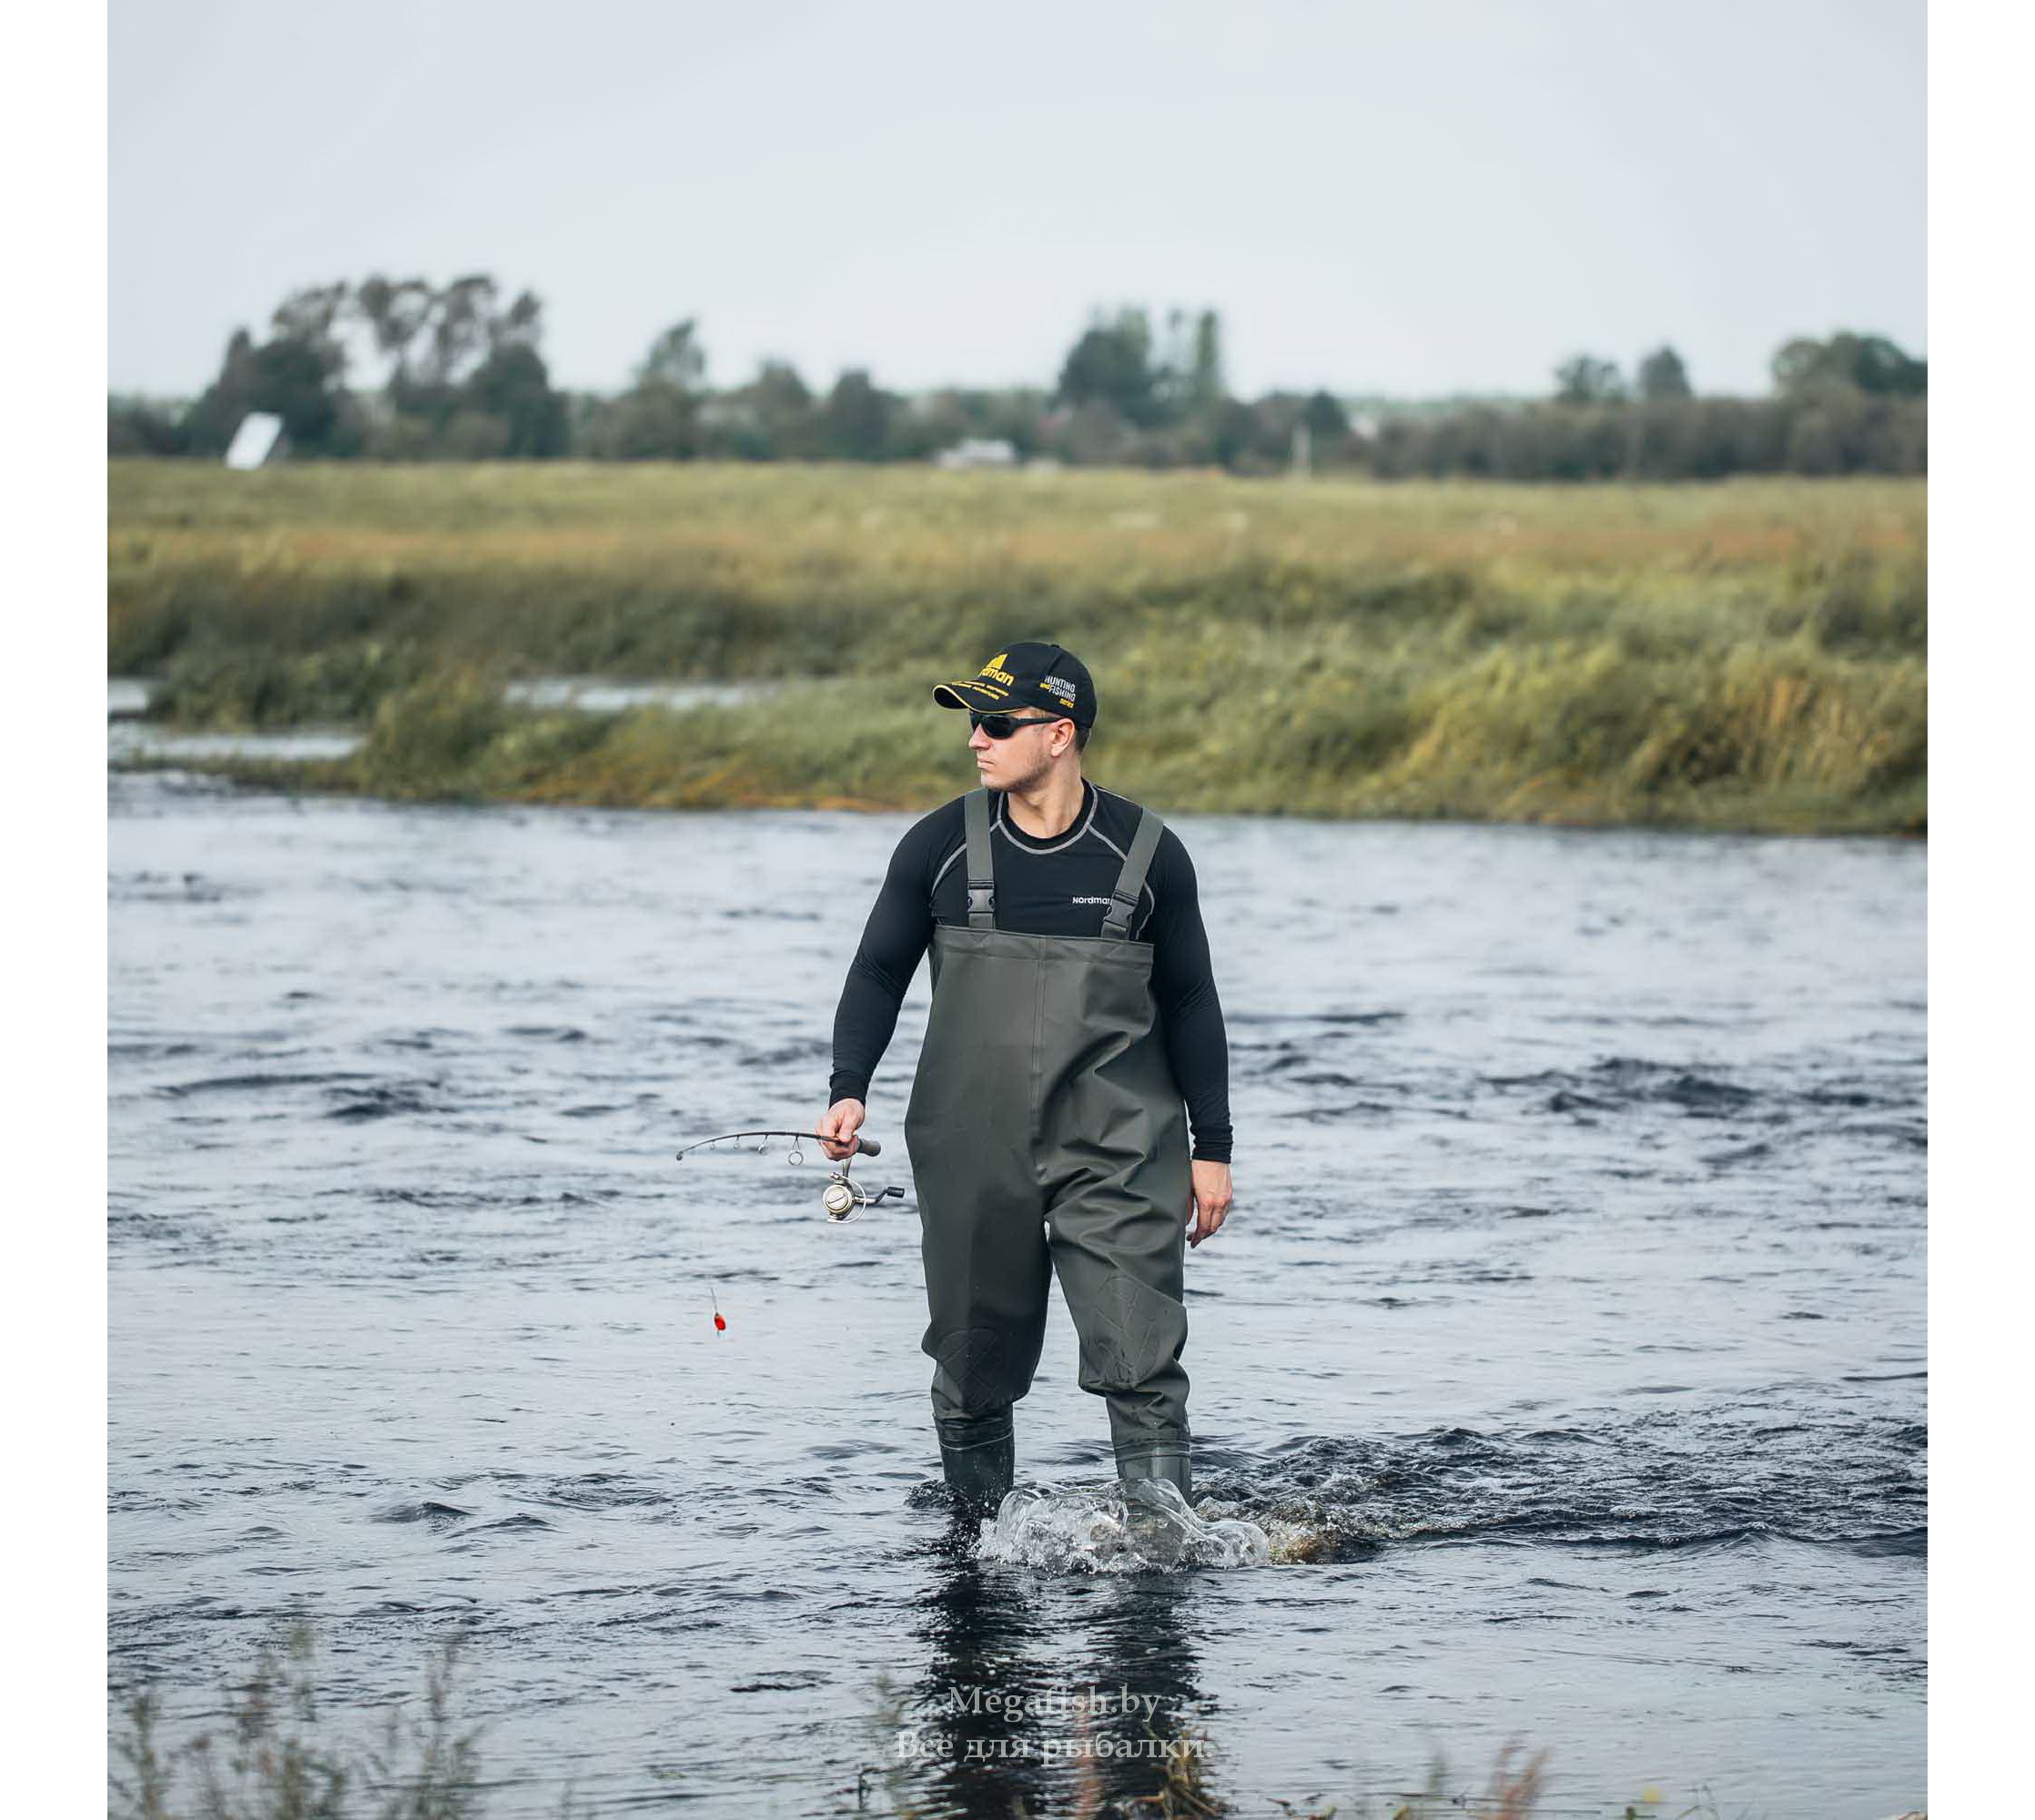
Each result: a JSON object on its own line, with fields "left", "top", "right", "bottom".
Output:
{"left": 108, "top": 0, "right": 1924, "bottom": 401}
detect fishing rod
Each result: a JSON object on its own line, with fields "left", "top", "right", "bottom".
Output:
{"left": 674, "top": 1127, "right": 905, "bottom": 1223}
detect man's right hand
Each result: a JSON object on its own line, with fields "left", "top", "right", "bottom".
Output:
{"left": 817, "top": 1097, "right": 867, "bottom": 1161}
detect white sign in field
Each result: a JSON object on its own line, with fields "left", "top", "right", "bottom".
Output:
{"left": 223, "top": 412, "right": 286, "bottom": 470}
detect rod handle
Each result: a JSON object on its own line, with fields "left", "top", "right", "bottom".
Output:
{"left": 856, "top": 1136, "right": 883, "bottom": 1158}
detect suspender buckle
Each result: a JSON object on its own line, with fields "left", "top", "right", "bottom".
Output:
{"left": 967, "top": 882, "right": 995, "bottom": 919}
{"left": 1100, "top": 885, "right": 1139, "bottom": 935}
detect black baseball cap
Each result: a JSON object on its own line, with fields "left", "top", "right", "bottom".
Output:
{"left": 931, "top": 642, "right": 1098, "bottom": 727}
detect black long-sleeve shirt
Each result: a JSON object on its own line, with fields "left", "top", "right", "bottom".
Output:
{"left": 828, "top": 780, "right": 1233, "bottom": 1163}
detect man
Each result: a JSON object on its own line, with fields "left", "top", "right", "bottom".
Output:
{"left": 816, "top": 641, "right": 1234, "bottom": 1518}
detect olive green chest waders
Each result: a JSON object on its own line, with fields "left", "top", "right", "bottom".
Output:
{"left": 904, "top": 786, "right": 1195, "bottom": 1513}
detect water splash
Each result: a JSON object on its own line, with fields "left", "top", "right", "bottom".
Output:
{"left": 972, "top": 1478, "right": 1274, "bottom": 1573}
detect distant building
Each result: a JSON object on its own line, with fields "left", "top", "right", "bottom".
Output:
{"left": 224, "top": 412, "right": 288, "bottom": 470}
{"left": 934, "top": 438, "right": 1018, "bottom": 470}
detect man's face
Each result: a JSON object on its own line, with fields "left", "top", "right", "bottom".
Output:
{"left": 969, "top": 713, "right": 1068, "bottom": 790}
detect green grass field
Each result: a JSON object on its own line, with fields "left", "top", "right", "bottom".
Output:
{"left": 107, "top": 461, "right": 1926, "bottom": 834}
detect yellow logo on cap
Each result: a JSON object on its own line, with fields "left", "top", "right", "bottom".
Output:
{"left": 978, "top": 653, "right": 1015, "bottom": 686}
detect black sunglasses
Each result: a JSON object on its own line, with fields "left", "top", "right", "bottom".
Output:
{"left": 968, "top": 710, "right": 1071, "bottom": 740}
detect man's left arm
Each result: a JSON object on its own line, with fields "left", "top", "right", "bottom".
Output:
{"left": 1148, "top": 830, "right": 1234, "bottom": 1246}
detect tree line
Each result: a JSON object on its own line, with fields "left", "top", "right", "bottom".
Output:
{"left": 107, "top": 277, "right": 1925, "bottom": 479}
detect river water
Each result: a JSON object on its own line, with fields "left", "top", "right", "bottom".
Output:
{"left": 107, "top": 766, "right": 1926, "bottom": 1817}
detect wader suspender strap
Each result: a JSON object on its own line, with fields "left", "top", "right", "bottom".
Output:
{"left": 1100, "top": 806, "right": 1164, "bottom": 939}
{"left": 964, "top": 787, "right": 997, "bottom": 929}
{"left": 966, "top": 788, "right": 1161, "bottom": 937}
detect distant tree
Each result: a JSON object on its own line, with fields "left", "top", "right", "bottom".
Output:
{"left": 1058, "top": 308, "right": 1159, "bottom": 426}
{"left": 462, "top": 341, "right": 567, "bottom": 457}
{"left": 1636, "top": 345, "right": 1693, "bottom": 400}
{"left": 356, "top": 277, "right": 561, "bottom": 447}
{"left": 1210, "top": 398, "right": 1256, "bottom": 471}
{"left": 580, "top": 387, "right": 694, "bottom": 460}
{"left": 248, "top": 336, "right": 349, "bottom": 448}
{"left": 750, "top": 360, "right": 815, "bottom": 454}
{"left": 1142, "top": 305, "right": 1229, "bottom": 424}
{"left": 701, "top": 359, "right": 816, "bottom": 459}
{"left": 494, "top": 288, "right": 543, "bottom": 352}
{"left": 420, "top": 275, "right": 504, "bottom": 386}
{"left": 1302, "top": 390, "right": 1350, "bottom": 440}
{"left": 1048, "top": 399, "right": 1135, "bottom": 466}
{"left": 981, "top": 386, "right": 1050, "bottom": 457}
{"left": 818, "top": 369, "right": 894, "bottom": 460}
{"left": 894, "top": 385, "right": 1047, "bottom": 461}
{"left": 355, "top": 276, "right": 434, "bottom": 382}
{"left": 634, "top": 318, "right": 706, "bottom": 390}
{"left": 1152, "top": 308, "right": 1191, "bottom": 421}
{"left": 107, "top": 395, "right": 189, "bottom": 456}
{"left": 270, "top": 282, "right": 351, "bottom": 357}
{"left": 1190, "top": 310, "right": 1225, "bottom": 412}
{"left": 1554, "top": 354, "right": 1627, "bottom": 404}
{"left": 439, "top": 410, "right": 511, "bottom": 460}
{"left": 185, "top": 300, "right": 356, "bottom": 456}
{"left": 1772, "top": 331, "right": 1926, "bottom": 398}
{"left": 582, "top": 319, "right": 709, "bottom": 459}
{"left": 182, "top": 329, "right": 258, "bottom": 452}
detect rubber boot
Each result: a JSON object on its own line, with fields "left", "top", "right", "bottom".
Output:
{"left": 936, "top": 1409, "right": 1015, "bottom": 1516}
{"left": 1118, "top": 1445, "right": 1192, "bottom": 1508}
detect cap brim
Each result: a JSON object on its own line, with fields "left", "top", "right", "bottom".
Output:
{"left": 932, "top": 680, "right": 1013, "bottom": 711}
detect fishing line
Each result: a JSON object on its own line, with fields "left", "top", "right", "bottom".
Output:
{"left": 677, "top": 1127, "right": 906, "bottom": 1337}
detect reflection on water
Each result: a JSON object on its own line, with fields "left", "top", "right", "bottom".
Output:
{"left": 501, "top": 677, "right": 784, "bottom": 713}
{"left": 108, "top": 674, "right": 781, "bottom": 720}
{"left": 107, "top": 770, "right": 1925, "bottom": 1816}
{"left": 885, "top": 1536, "right": 1219, "bottom": 1818}
{"left": 105, "top": 676, "right": 785, "bottom": 771}
{"left": 108, "top": 676, "right": 153, "bottom": 718}
{"left": 108, "top": 723, "right": 363, "bottom": 763}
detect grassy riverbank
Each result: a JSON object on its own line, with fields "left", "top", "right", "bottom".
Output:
{"left": 108, "top": 462, "right": 1926, "bottom": 834}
